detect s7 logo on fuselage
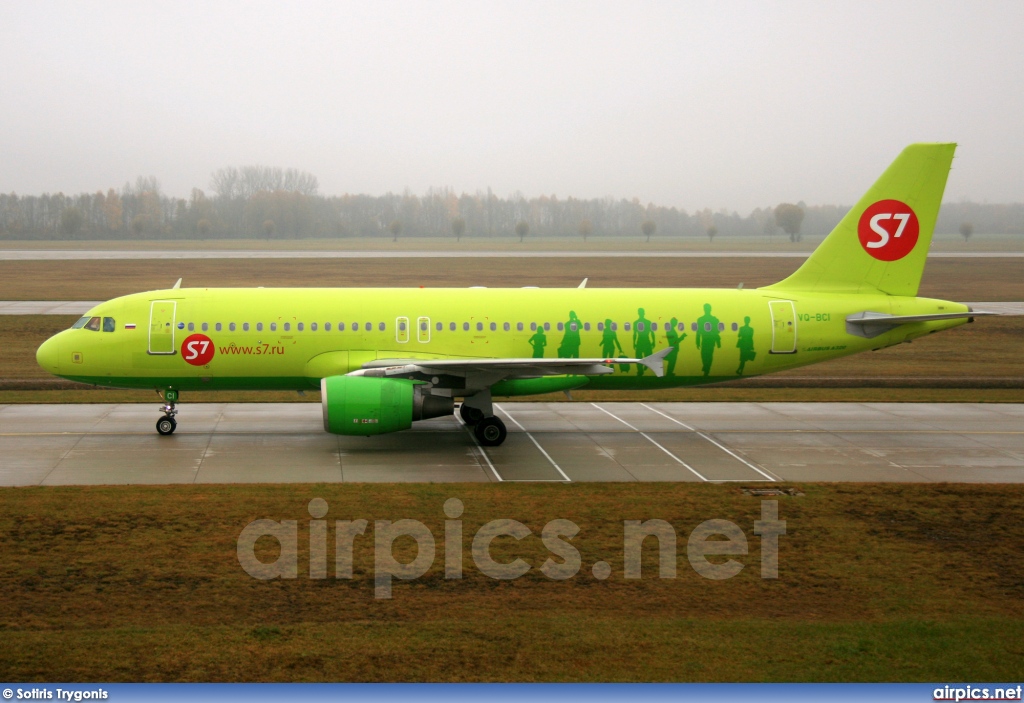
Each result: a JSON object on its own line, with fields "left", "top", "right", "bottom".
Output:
{"left": 181, "top": 334, "right": 215, "bottom": 365}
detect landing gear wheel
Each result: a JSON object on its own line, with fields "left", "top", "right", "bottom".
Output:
{"left": 474, "top": 416, "right": 507, "bottom": 446}
{"left": 459, "top": 403, "right": 485, "bottom": 426}
{"left": 156, "top": 416, "right": 177, "bottom": 436}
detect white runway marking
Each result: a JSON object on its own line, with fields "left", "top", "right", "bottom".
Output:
{"left": 454, "top": 414, "right": 503, "bottom": 482}
{"left": 641, "top": 403, "right": 779, "bottom": 481}
{"left": 590, "top": 403, "right": 708, "bottom": 481}
{"left": 495, "top": 405, "right": 571, "bottom": 482}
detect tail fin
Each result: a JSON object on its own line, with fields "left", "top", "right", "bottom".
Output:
{"left": 767, "top": 143, "right": 956, "bottom": 297}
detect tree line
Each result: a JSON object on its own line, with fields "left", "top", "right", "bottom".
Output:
{"left": 0, "top": 168, "right": 1020, "bottom": 241}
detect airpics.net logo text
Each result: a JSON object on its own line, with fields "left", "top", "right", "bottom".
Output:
{"left": 236, "top": 498, "right": 786, "bottom": 599}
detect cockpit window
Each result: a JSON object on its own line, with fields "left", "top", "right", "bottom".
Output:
{"left": 103, "top": 317, "right": 116, "bottom": 332}
{"left": 71, "top": 316, "right": 90, "bottom": 329}
{"left": 84, "top": 316, "right": 101, "bottom": 331}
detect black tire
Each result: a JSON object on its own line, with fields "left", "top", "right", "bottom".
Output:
{"left": 156, "top": 416, "right": 177, "bottom": 436}
{"left": 459, "top": 403, "right": 485, "bottom": 426}
{"left": 474, "top": 417, "right": 507, "bottom": 446}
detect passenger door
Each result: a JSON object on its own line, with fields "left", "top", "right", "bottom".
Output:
{"left": 149, "top": 300, "right": 177, "bottom": 354}
{"left": 768, "top": 300, "right": 797, "bottom": 354}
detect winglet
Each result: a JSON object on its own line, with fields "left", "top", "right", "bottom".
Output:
{"left": 639, "top": 347, "right": 673, "bottom": 378}
{"left": 172, "top": 278, "right": 182, "bottom": 290}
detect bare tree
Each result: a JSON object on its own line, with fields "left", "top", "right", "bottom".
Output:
{"left": 959, "top": 222, "right": 973, "bottom": 242}
{"left": 389, "top": 220, "right": 402, "bottom": 242}
{"left": 578, "top": 218, "right": 593, "bottom": 242}
{"left": 706, "top": 224, "right": 717, "bottom": 242}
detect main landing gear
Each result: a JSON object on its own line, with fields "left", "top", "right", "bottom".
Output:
{"left": 459, "top": 400, "right": 507, "bottom": 447}
{"left": 156, "top": 389, "right": 179, "bottom": 436}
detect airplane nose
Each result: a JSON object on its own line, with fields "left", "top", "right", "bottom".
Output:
{"left": 36, "top": 334, "right": 61, "bottom": 374}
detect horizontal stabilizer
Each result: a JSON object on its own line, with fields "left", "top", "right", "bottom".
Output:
{"left": 845, "top": 310, "right": 996, "bottom": 339}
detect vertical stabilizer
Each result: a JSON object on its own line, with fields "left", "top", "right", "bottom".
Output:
{"left": 767, "top": 143, "right": 956, "bottom": 297}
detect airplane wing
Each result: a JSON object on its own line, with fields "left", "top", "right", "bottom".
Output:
{"left": 350, "top": 347, "right": 672, "bottom": 381}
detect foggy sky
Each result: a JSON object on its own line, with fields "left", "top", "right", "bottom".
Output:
{"left": 1, "top": 1, "right": 1022, "bottom": 213}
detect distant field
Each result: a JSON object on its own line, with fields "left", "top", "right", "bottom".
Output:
{"left": 1, "top": 232, "right": 1021, "bottom": 252}
{"left": 0, "top": 483, "right": 1021, "bottom": 682}
{"left": 0, "top": 255, "right": 1021, "bottom": 301}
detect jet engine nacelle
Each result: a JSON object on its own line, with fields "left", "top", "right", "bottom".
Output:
{"left": 320, "top": 375, "right": 454, "bottom": 436}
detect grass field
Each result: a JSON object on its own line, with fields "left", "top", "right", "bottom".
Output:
{"left": 0, "top": 483, "right": 1021, "bottom": 682}
{"left": 2, "top": 232, "right": 1022, "bottom": 252}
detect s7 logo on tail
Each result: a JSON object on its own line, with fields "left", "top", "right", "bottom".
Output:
{"left": 858, "top": 199, "right": 919, "bottom": 261}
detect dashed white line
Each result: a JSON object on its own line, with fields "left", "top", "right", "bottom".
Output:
{"left": 641, "top": 403, "right": 780, "bottom": 481}
{"left": 590, "top": 403, "right": 708, "bottom": 482}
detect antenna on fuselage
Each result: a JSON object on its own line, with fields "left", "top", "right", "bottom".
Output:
{"left": 172, "top": 278, "right": 182, "bottom": 290}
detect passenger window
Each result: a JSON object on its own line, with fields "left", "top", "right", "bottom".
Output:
{"left": 72, "top": 316, "right": 90, "bottom": 329}
{"left": 476, "top": 322, "right": 483, "bottom": 331}
{"left": 188, "top": 322, "right": 195, "bottom": 332}
{"left": 569, "top": 323, "right": 577, "bottom": 332}
{"left": 283, "top": 323, "right": 290, "bottom": 331}
{"left": 297, "top": 323, "right": 304, "bottom": 331}
{"left": 243, "top": 322, "right": 250, "bottom": 331}
{"left": 229, "top": 322, "right": 236, "bottom": 331}
{"left": 338, "top": 322, "right": 345, "bottom": 331}
{"left": 731, "top": 322, "right": 738, "bottom": 331}
{"left": 517, "top": 322, "right": 523, "bottom": 331}
{"left": 636, "top": 322, "right": 644, "bottom": 332}
{"left": 325, "top": 323, "right": 331, "bottom": 331}
{"left": 691, "top": 322, "right": 698, "bottom": 331}
{"left": 597, "top": 322, "right": 604, "bottom": 331}
{"left": 611, "top": 322, "right": 618, "bottom": 331}
{"left": 420, "top": 320, "right": 428, "bottom": 331}
{"left": 624, "top": 322, "right": 631, "bottom": 331}
{"left": 679, "top": 323, "right": 686, "bottom": 331}
{"left": 103, "top": 317, "right": 116, "bottom": 332}
{"left": 503, "top": 322, "right": 510, "bottom": 331}
{"left": 558, "top": 322, "right": 564, "bottom": 331}
{"left": 704, "top": 323, "right": 711, "bottom": 331}
{"left": 311, "top": 322, "right": 317, "bottom": 331}
{"left": 202, "top": 322, "right": 209, "bottom": 332}
{"left": 436, "top": 322, "right": 442, "bottom": 331}
{"left": 379, "top": 322, "right": 386, "bottom": 331}
{"left": 584, "top": 322, "right": 591, "bottom": 331}
{"left": 399, "top": 321, "right": 407, "bottom": 331}
{"left": 543, "top": 322, "right": 550, "bottom": 331}
{"left": 489, "top": 322, "right": 495, "bottom": 331}
{"left": 718, "top": 323, "right": 725, "bottom": 331}
{"left": 450, "top": 322, "right": 456, "bottom": 331}
{"left": 463, "top": 322, "right": 469, "bottom": 331}
{"left": 652, "top": 322, "right": 659, "bottom": 331}
{"left": 216, "top": 323, "right": 223, "bottom": 332}
{"left": 530, "top": 322, "right": 537, "bottom": 331}
{"left": 85, "top": 316, "right": 101, "bottom": 331}
{"left": 257, "top": 322, "right": 263, "bottom": 332}
{"left": 352, "top": 322, "right": 359, "bottom": 331}
{"left": 270, "top": 322, "right": 277, "bottom": 331}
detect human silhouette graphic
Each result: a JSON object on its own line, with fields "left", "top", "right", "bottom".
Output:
{"left": 632, "top": 308, "right": 656, "bottom": 375}
{"left": 600, "top": 319, "right": 624, "bottom": 359}
{"left": 663, "top": 317, "right": 688, "bottom": 376}
{"left": 557, "top": 310, "right": 582, "bottom": 358}
{"left": 695, "top": 303, "right": 721, "bottom": 377}
{"left": 736, "top": 316, "right": 756, "bottom": 375}
{"left": 528, "top": 326, "right": 547, "bottom": 358}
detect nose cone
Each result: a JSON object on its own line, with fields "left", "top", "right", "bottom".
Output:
{"left": 36, "top": 334, "right": 61, "bottom": 375}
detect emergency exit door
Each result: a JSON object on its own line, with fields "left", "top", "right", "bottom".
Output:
{"left": 769, "top": 300, "right": 797, "bottom": 354}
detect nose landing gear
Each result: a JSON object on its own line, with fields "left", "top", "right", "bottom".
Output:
{"left": 156, "top": 389, "right": 179, "bottom": 436}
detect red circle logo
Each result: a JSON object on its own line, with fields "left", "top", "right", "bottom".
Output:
{"left": 857, "top": 199, "right": 920, "bottom": 261}
{"left": 181, "top": 333, "right": 215, "bottom": 366}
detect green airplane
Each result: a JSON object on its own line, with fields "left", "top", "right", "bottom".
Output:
{"left": 36, "top": 143, "right": 990, "bottom": 446}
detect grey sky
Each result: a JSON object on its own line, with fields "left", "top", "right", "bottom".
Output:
{"left": 1, "top": 1, "right": 1021, "bottom": 212}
